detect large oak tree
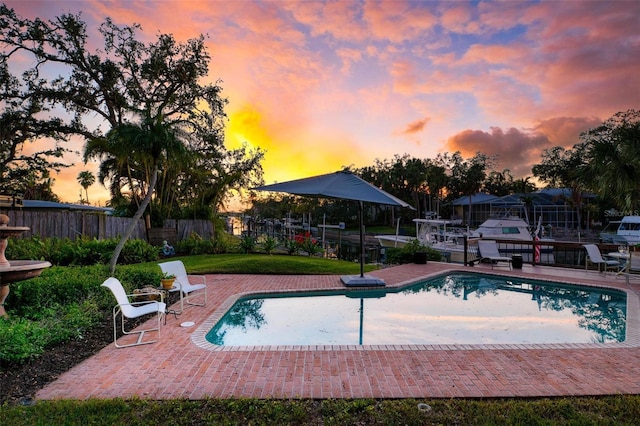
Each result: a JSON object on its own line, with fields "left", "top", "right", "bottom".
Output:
{"left": 1, "top": 6, "right": 264, "bottom": 273}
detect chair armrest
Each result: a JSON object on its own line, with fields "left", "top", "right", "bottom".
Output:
{"left": 188, "top": 274, "right": 207, "bottom": 286}
{"left": 123, "top": 300, "right": 163, "bottom": 307}
{"left": 127, "top": 291, "right": 164, "bottom": 303}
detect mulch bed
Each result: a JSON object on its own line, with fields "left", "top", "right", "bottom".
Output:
{"left": 0, "top": 293, "right": 180, "bottom": 406}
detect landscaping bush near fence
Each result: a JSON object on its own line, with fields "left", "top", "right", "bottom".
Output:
{"left": 6, "top": 237, "right": 160, "bottom": 266}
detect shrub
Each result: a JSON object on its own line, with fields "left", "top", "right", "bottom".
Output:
{"left": 174, "top": 232, "right": 217, "bottom": 255}
{"left": 260, "top": 236, "right": 278, "bottom": 254}
{"left": 300, "top": 237, "right": 323, "bottom": 257}
{"left": 283, "top": 238, "right": 301, "bottom": 255}
{"left": 7, "top": 266, "right": 106, "bottom": 317}
{"left": 384, "top": 239, "right": 442, "bottom": 264}
{"left": 238, "top": 235, "right": 257, "bottom": 254}
{"left": 0, "top": 301, "right": 102, "bottom": 365}
{"left": 6, "top": 237, "right": 158, "bottom": 266}
{"left": 0, "top": 318, "right": 47, "bottom": 364}
{"left": 39, "top": 301, "right": 102, "bottom": 346}
{"left": 114, "top": 267, "right": 163, "bottom": 291}
{"left": 0, "top": 262, "right": 163, "bottom": 365}
{"left": 120, "top": 239, "right": 159, "bottom": 264}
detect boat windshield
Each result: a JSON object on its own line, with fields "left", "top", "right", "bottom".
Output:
{"left": 502, "top": 227, "right": 522, "bottom": 235}
{"left": 619, "top": 222, "right": 640, "bottom": 231}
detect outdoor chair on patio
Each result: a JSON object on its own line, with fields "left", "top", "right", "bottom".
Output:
{"left": 624, "top": 250, "right": 640, "bottom": 283}
{"left": 478, "top": 240, "right": 512, "bottom": 269}
{"left": 583, "top": 244, "right": 620, "bottom": 274}
{"left": 158, "top": 260, "right": 207, "bottom": 314}
{"left": 102, "top": 277, "right": 166, "bottom": 348}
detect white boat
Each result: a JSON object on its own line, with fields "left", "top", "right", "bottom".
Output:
{"left": 374, "top": 218, "right": 417, "bottom": 248}
{"left": 375, "top": 234, "right": 415, "bottom": 248}
{"left": 415, "top": 219, "right": 472, "bottom": 263}
{"left": 471, "top": 216, "right": 554, "bottom": 263}
{"left": 376, "top": 215, "right": 554, "bottom": 264}
{"left": 600, "top": 216, "right": 640, "bottom": 245}
{"left": 470, "top": 216, "right": 534, "bottom": 241}
{"left": 376, "top": 219, "right": 473, "bottom": 263}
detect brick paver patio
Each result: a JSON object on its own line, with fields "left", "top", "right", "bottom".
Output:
{"left": 36, "top": 262, "right": 640, "bottom": 400}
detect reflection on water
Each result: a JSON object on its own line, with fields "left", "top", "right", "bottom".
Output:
{"left": 205, "top": 273, "right": 627, "bottom": 346}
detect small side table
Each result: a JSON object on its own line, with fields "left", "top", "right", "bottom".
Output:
{"left": 157, "top": 284, "right": 184, "bottom": 318}
{"left": 607, "top": 252, "right": 629, "bottom": 275}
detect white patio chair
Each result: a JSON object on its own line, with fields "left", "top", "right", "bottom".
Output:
{"left": 583, "top": 244, "right": 620, "bottom": 274}
{"left": 624, "top": 250, "right": 640, "bottom": 283}
{"left": 102, "top": 277, "right": 166, "bottom": 348}
{"left": 158, "top": 260, "right": 207, "bottom": 314}
{"left": 477, "top": 240, "right": 512, "bottom": 269}
{"left": 629, "top": 251, "right": 640, "bottom": 273}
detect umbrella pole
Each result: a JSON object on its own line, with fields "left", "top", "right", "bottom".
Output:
{"left": 359, "top": 298, "right": 364, "bottom": 345}
{"left": 359, "top": 200, "right": 365, "bottom": 278}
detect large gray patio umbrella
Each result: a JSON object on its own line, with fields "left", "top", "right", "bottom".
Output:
{"left": 253, "top": 170, "right": 412, "bottom": 286}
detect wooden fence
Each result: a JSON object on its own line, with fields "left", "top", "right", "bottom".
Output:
{"left": 4, "top": 210, "right": 214, "bottom": 245}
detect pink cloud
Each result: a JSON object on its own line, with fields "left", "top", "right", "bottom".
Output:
{"left": 459, "top": 43, "right": 526, "bottom": 66}
{"left": 439, "top": 4, "right": 477, "bottom": 34}
{"left": 364, "top": 1, "right": 438, "bottom": 43}
{"left": 283, "top": 1, "right": 367, "bottom": 42}
{"left": 336, "top": 47, "right": 364, "bottom": 73}
{"left": 530, "top": 117, "right": 603, "bottom": 147}
{"left": 443, "top": 127, "right": 554, "bottom": 178}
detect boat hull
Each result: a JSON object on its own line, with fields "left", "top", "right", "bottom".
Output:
{"left": 375, "top": 235, "right": 415, "bottom": 248}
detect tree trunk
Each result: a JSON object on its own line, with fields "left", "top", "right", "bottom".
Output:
{"left": 108, "top": 164, "right": 159, "bottom": 275}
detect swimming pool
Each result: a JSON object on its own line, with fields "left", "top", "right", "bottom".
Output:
{"left": 205, "top": 272, "right": 627, "bottom": 346}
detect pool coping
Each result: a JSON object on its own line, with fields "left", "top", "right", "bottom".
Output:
{"left": 191, "top": 265, "right": 640, "bottom": 352}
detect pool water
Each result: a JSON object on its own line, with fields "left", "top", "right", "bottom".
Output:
{"left": 205, "top": 273, "right": 627, "bottom": 346}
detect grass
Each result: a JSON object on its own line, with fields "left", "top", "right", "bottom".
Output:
{"left": 2, "top": 395, "right": 639, "bottom": 424}
{"left": 152, "top": 253, "right": 380, "bottom": 275}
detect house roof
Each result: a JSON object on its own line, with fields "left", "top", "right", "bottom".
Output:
{"left": 451, "top": 188, "right": 595, "bottom": 207}
{"left": 21, "top": 200, "right": 112, "bottom": 213}
{"left": 450, "top": 193, "right": 499, "bottom": 206}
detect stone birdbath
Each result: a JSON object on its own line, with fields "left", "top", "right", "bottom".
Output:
{"left": 0, "top": 214, "right": 51, "bottom": 318}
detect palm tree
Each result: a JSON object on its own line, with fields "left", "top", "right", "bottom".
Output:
{"left": 85, "top": 112, "right": 187, "bottom": 274}
{"left": 581, "top": 110, "right": 640, "bottom": 214}
{"left": 76, "top": 171, "right": 95, "bottom": 204}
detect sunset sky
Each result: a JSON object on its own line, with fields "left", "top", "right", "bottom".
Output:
{"left": 6, "top": 1, "right": 640, "bottom": 208}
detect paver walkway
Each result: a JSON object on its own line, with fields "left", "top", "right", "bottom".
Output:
{"left": 37, "top": 263, "right": 640, "bottom": 400}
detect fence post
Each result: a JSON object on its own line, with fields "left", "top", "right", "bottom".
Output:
{"left": 463, "top": 236, "right": 468, "bottom": 266}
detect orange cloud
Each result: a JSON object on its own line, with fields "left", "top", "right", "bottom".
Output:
{"left": 400, "top": 118, "right": 430, "bottom": 135}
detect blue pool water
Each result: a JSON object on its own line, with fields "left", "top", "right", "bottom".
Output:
{"left": 205, "top": 273, "right": 627, "bottom": 346}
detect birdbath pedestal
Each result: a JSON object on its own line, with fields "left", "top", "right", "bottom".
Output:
{"left": 0, "top": 214, "right": 51, "bottom": 318}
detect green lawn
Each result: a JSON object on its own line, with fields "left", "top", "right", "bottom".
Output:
{"left": 154, "top": 253, "right": 379, "bottom": 275}
{"left": 2, "top": 395, "right": 639, "bottom": 425}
